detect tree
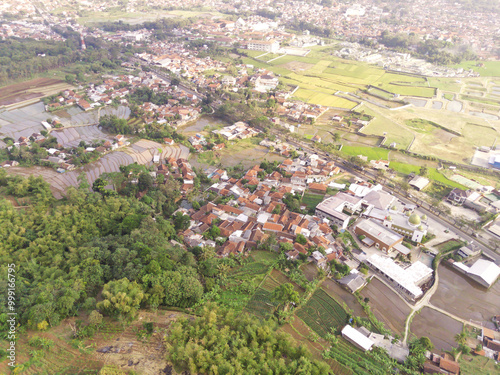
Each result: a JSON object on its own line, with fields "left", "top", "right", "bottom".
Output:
{"left": 419, "top": 166, "right": 428, "bottom": 176}
{"left": 138, "top": 172, "right": 153, "bottom": 192}
{"left": 92, "top": 177, "right": 107, "bottom": 194}
{"left": 296, "top": 233, "right": 307, "bottom": 245}
{"left": 96, "top": 278, "right": 145, "bottom": 321}
{"left": 454, "top": 330, "right": 467, "bottom": 346}
{"left": 272, "top": 283, "right": 300, "bottom": 315}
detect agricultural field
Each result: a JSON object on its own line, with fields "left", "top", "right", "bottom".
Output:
{"left": 326, "top": 337, "right": 394, "bottom": 375}
{"left": 321, "top": 278, "right": 368, "bottom": 319}
{"left": 244, "top": 287, "right": 277, "bottom": 320}
{"left": 296, "top": 288, "right": 348, "bottom": 338}
{"left": 217, "top": 251, "right": 278, "bottom": 311}
{"left": 360, "top": 278, "right": 411, "bottom": 336}
{"left": 242, "top": 47, "right": 440, "bottom": 110}
{"left": 301, "top": 262, "right": 320, "bottom": 282}
{"left": 270, "top": 269, "right": 306, "bottom": 295}
{"left": 431, "top": 264, "right": 500, "bottom": 329}
{"left": 452, "top": 61, "right": 500, "bottom": 77}
{"left": 0, "top": 77, "right": 72, "bottom": 107}
{"left": 410, "top": 307, "right": 463, "bottom": 353}
{"left": 6, "top": 140, "right": 188, "bottom": 199}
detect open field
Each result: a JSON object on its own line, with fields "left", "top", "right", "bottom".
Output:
{"left": 459, "top": 354, "right": 500, "bottom": 375}
{"left": 6, "top": 141, "right": 188, "bottom": 199}
{"left": 410, "top": 307, "right": 463, "bottom": 353}
{"left": 302, "top": 192, "right": 325, "bottom": 211}
{"left": 430, "top": 264, "right": 500, "bottom": 329}
{"left": 340, "top": 145, "right": 389, "bottom": 161}
{"left": 296, "top": 288, "right": 348, "bottom": 338}
{"left": 0, "top": 309, "right": 186, "bottom": 374}
{"left": 452, "top": 61, "right": 500, "bottom": 77}
{"left": 360, "top": 278, "right": 411, "bottom": 335}
{"left": 0, "top": 103, "right": 130, "bottom": 141}
{"left": 0, "top": 78, "right": 72, "bottom": 107}
{"left": 321, "top": 278, "right": 368, "bottom": 318}
{"left": 301, "top": 262, "right": 320, "bottom": 281}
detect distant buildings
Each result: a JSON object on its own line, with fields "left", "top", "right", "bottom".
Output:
{"left": 246, "top": 40, "right": 279, "bottom": 53}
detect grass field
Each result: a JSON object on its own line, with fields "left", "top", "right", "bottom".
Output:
{"left": 459, "top": 353, "right": 500, "bottom": 375}
{"left": 341, "top": 145, "right": 389, "bottom": 161}
{"left": 452, "top": 61, "right": 500, "bottom": 77}
{"left": 297, "top": 289, "right": 348, "bottom": 338}
{"left": 302, "top": 192, "right": 325, "bottom": 211}
{"left": 388, "top": 162, "right": 468, "bottom": 189}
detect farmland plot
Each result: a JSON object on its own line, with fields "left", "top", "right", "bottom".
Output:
{"left": 297, "top": 289, "right": 348, "bottom": 338}
{"left": 6, "top": 141, "right": 189, "bottom": 198}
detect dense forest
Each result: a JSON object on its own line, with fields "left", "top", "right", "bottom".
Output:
{"left": 166, "top": 304, "right": 331, "bottom": 374}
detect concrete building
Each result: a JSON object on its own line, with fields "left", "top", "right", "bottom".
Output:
{"left": 354, "top": 219, "right": 403, "bottom": 254}
{"left": 365, "top": 254, "right": 433, "bottom": 301}
{"left": 409, "top": 176, "right": 430, "bottom": 191}
{"left": 246, "top": 40, "right": 279, "bottom": 53}
{"left": 465, "top": 259, "right": 500, "bottom": 288}
{"left": 315, "top": 193, "right": 363, "bottom": 229}
{"left": 341, "top": 325, "right": 374, "bottom": 352}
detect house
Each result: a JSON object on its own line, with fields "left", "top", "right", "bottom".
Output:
{"left": 446, "top": 188, "right": 472, "bottom": 205}
{"left": 409, "top": 176, "right": 430, "bottom": 191}
{"left": 341, "top": 325, "right": 374, "bottom": 352}
{"left": 311, "top": 135, "right": 322, "bottom": 143}
{"left": 77, "top": 99, "right": 92, "bottom": 111}
{"left": 465, "top": 259, "right": 500, "bottom": 288}
{"left": 164, "top": 138, "right": 175, "bottom": 145}
{"left": 308, "top": 183, "right": 327, "bottom": 194}
{"left": 457, "top": 243, "right": 481, "bottom": 259}
{"left": 315, "top": 193, "right": 363, "bottom": 230}
{"left": 338, "top": 272, "right": 367, "bottom": 293}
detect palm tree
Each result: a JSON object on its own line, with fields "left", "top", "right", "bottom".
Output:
{"left": 454, "top": 330, "right": 467, "bottom": 346}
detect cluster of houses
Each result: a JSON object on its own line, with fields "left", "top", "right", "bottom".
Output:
{"left": 2, "top": 133, "right": 129, "bottom": 172}
{"left": 160, "top": 157, "right": 197, "bottom": 193}
{"left": 273, "top": 101, "right": 327, "bottom": 123}
{"left": 135, "top": 41, "right": 227, "bottom": 78}
{"left": 447, "top": 187, "right": 500, "bottom": 214}
{"left": 212, "top": 122, "right": 260, "bottom": 141}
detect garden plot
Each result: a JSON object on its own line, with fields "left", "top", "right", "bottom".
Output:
{"left": 0, "top": 102, "right": 49, "bottom": 139}
{"left": 6, "top": 142, "right": 188, "bottom": 198}
{"left": 360, "top": 278, "right": 411, "bottom": 335}
{"left": 321, "top": 278, "right": 367, "bottom": 318}
{"left": 296, "top": 288, "right": 348, "bottom": 338}
{"left": 410, "top": 307, "right": 462, "bottom": 354}
{"left": 52, "top": 125, "right": 114, "bottom": 147}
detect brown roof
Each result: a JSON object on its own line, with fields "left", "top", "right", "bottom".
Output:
{"left": 262, "top": 222, "right": 284, "bottom": 232}
{"left": 439, "top": 358, "right": 460, "bottom": 375}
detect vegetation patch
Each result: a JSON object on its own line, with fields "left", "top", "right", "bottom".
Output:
{"left": 296, "top": 289, "right": 348, "bottom": 338}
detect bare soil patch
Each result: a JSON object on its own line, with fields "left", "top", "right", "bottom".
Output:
{"left": 430, "top": 264, "right": 500, "bottom": 329}
{"left": 410, "top": 307, "right": 462, "bottom": 354}
{"left": 279, "top": 61, "right": 315, "bottom": 72}
{"left": 360, "top": 278, "right": 411, "bottom": 335}
{"left": 0, "top": 78, "right": 70, "bottom": 106}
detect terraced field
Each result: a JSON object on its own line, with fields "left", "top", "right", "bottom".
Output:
{"left": 297, "top": 288, "right": 348, "bottom": 338}
{"left": 52, "top": 125, "right": 114, "bottom": 147}
{"left": 6, "top": 141, "right": 189, "bottom": 198}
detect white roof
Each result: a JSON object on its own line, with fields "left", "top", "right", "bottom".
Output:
{"left": 366, "top": 254, "right": 432, "bottom": 298}
{"left": 467, "top": 259, "right": 500, "bottom": 287}
{"left": 409, "top": 176, "right": 430, "bottom": 190}
{"left": 342, "top": 325, "right": 374, "bottom": 351}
